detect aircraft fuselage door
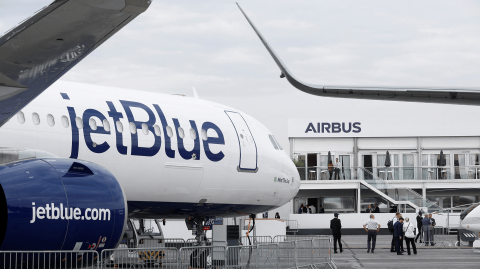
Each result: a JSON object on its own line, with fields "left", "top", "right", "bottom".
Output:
{"left": 225, "top": 111, "right": 258, "bottom": 172}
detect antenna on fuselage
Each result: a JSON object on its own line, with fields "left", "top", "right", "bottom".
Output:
{"left": 193, "top": 87, "right": 200, "bottom": 99}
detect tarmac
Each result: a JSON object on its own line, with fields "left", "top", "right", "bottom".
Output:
{"left": 333, "top": 235, "right": 480, "bottom": 269}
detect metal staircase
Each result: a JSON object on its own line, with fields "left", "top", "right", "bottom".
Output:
{"left": 357, "top": 166, "right": 443, "bottom": 213}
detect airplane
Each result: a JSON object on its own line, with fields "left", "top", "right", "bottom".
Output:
{"left": 235, "top": 3, "right": 480, "bottom": 234}
{"left": 0, "top": 0, "right": 300, "bottom": 254}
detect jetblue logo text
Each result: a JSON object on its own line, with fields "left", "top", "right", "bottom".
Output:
{"left": 30, "top": 202, "right": 110, "bottom": 223}
{"left": 67, "top": 100, "right": 225, "bottom": 162}
{"left": 305, "top": 122, "right": 361, "bottom": 134}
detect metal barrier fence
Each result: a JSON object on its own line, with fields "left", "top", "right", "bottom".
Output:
{"left": 0, "top": 237, "right": 335, "bottom": 269}
{"left": 0, "top": 250, "right": 98, "bottom": 269}
{"left": 286, "top": 220, "right": 299, "bottom": 234}
{"left": 241, "top": 235, "right": 273, "bottom": 245}
{"left": 101, "top": 246, "right": 178, "bottom": 269}
{"left": 178, "top": 245, "right": 226, "bottom": 269}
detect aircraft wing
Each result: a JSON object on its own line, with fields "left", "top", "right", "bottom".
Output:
{"left": 0, "top": 0, "right": 152, "bottom": 127}
{"left": 236, "top": 3, "right": 480, "bottom": 106}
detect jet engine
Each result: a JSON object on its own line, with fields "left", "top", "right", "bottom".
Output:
{"left": 0, "top": 149, "right": 127, "bottom": 251}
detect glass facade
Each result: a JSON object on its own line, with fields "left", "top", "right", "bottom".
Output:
{"left": 295, "top": 151, "right": 480, "bottom": 180}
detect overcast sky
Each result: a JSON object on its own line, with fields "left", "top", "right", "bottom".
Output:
{"left": 1, "top": 0, "right": 480, "bottom": 154}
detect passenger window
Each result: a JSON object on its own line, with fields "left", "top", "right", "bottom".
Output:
{"left": 89, "top": 118, "right": 97, "bottom": 130}
{"left": 153, "top": 125, "right": 161, "bottom": 136}
{"left": 268, "top": 134, "right": 279, "bottom": 150}
{"left": 178, "top": 127, "right": 185, "bottom": 138}
{"left": 61, "top": 116, "right": 69, "bottom": 128}
{"left": 129, "top": 122, "right": 137, "bottom": 134}
{"left": 190, "top": 128, "right": 197, "bottom": 139}
{"left": 142, "top": 123, "right": 149, "bottom": 135}
{"left": 17, "top": 111, "right": 25, "bottom": 124}
{"left": 166, "top": 126, "right": 173, "bottom": 137}
{"left": 32, "top": 113, "right": 40, "bottom": 125}
{"left": 103, "top": 119, "right": 110, "bottom": 132}
{"left": 116, "top": 121, "right": 123, "bottom": 133}
{"left": 75, "top": 117, "right": 83, "bottom": 129}
{"left": 201, "top": 129, "right": 208, "bottom": 141}
{"left": 47, "top": 114, "right": 55, "bottom": 126}
{"left": 272, "top": 135, "right": 283, "bottom": 150}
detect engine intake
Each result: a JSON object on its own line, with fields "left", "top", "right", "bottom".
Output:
{"left": 0, "top": 154, "right": 126, "bottom": 251}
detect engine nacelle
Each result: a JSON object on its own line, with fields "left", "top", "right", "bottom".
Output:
{"left": 0, "top": 154, "right": 126, "bottom": 251}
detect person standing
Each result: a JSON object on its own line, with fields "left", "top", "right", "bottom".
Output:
{"left": 302, "top": 205, "right": 308, "bottom": 214}
{"left": 310, "top": 204, "right": 316, "bottom": 214}
{"left": 275, "top": 212, "right": 281, "bottom": 219}
{"left": 429, "top": 213, "right": 436, "bottom": 246}
{"left": 328, "top": 161, "right": 334, "bottom": 180}
{"left": 298, "top": 204, "right": 304, "bottom": 214}
{"left": 422, "top": 213, "right": 431, "bottom": 246}
{"left": 394, "top": 217, "right": 404, "bottom": 255}
{"left": 403, "top": 217, "right": 417, "bottom": 255}
{"left": 334, "top": 158, "right": 341, "bottom": 180}
{"left": 363, "top": 214, "right": 381, "bottom": 253}
{"left": 306, "top": 205, "right": 311, "bottom": 214}
{"left": 390, "top": 212, "right": 400, "bottom": 252}
{"left": 415, "top": 211, "right": 423, "bottom": 243}
{"left": 330, "top": 213, "right": 343, "bottom": 253}
{"left": 373, "top": 203, "right": 380, "bottom": 213}
{"left": 365, "top": 205, "right": 372, "bottom": 213}
{"left": 318, "top": 205, "right": 325, "bottom": 213}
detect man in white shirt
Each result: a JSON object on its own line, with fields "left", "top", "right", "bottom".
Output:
{"left": 310, "top": 205, "right": 316, "bottom": 214}
{"left": 363, "top": 214, "right": 381, "bottom": 253}
{"left": 334, "top": 158, "right": 341, "bottom": 180}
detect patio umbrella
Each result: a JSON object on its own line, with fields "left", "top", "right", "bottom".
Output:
{"left": 439, "top": 150, "right": 445, "bottom": 166}
{"left": 328, "top": 151, "right": 332, "bottom": 165}
{"left": 385, "top": 151, "right": 391, "bottom": 167}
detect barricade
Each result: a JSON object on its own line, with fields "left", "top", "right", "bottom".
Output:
{"left": 295, "top": 239, "right": 315, "bottom": 268}
{"left": 225, "top": 245, "right": 258, "bottom": 268}
{"left": 101, "top": 247, "right": 178, "bottom": 269}
{"left": 0, "top": 250, "right": 98, "bottom": 269}
{"left": 241, "top": 235, "right": 273, "bottom": 245}
{"left": 256, "top": 243, "right": 279, "bottom": 268}
{"left": 277, "top": 240, "right": 296, "bottom": 268}
{"left": 163, "top": 238, "right": 187, "bottom": 249}
{"left": 286, "top": 220, "right": 299, "bottom": 234}
{"left": 178, "top": 245, "right": 226, "bottom": 269}
{"left": 312, "top": 237, "right": 333, "bottom": 267}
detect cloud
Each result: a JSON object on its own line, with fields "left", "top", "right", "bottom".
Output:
{"left": 263, "top": 19, "right": 314, "bottom": 30}
{"left": 210, "top": 47, "right": 263, "bottom": 64}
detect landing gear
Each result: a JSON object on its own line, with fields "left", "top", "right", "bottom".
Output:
{"left": 185, "top": 217, "right": 211, "bottom": 268}
{"left": 185, "top": 217, "right": 208, "bottom": 246}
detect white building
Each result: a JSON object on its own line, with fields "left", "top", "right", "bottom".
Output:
{"left": 270, "top": 116, "right": 480, "bottom": 233}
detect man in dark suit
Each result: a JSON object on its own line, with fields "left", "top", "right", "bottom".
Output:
{"left": 330, "top": 213, "right": 343, "bottom": 253}
{"left": 394, "top": 217, "right": 404, "bottom": 255}
{"left": 415, "top": 211, "right": 423, "bottom": 243}
{"left": 373, "top": 203, "right": 380, "bottom": 213}
{"left": 318, "top": 205, "right": 325, "bottom": 213}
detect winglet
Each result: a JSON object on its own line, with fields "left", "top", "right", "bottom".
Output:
{"left": 236, "top": 3, "right": 292, "bottom": 80}
{"left": 193, "top": 87, "right": 200, "bottom": 99}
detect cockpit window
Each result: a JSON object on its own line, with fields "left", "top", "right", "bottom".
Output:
{"left": 272, "top": 135, "right": 283, "bottom": 150}
{"left": 268, "top": 134, "right": 279, "bottom": 150}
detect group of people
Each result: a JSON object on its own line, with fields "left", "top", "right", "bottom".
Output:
{"left": 416, "top": 212, "right": 436, "bottom": 246}
{"left": 365, "top": 203, "right": 380, "bottom": 213}
{"left": 327, "top": 158, "right": 342, "bottom": 180}
{"left": 298, "top": 204, "right": 325, "bottom": 214}
{"left": 330, "top": 211, "right": 437, "bottom": 255}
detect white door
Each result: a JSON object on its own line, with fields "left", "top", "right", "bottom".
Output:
{"left": 225, "top": 111, "right": 258, "bottom": 171}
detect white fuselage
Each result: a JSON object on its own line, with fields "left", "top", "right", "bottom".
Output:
{"left": 0, "top": 81, "right": 300, "bottom": 218}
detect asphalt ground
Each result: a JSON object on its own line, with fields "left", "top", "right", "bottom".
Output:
{"left": 334, "top": 235, "right": 480, "bottom": 269}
